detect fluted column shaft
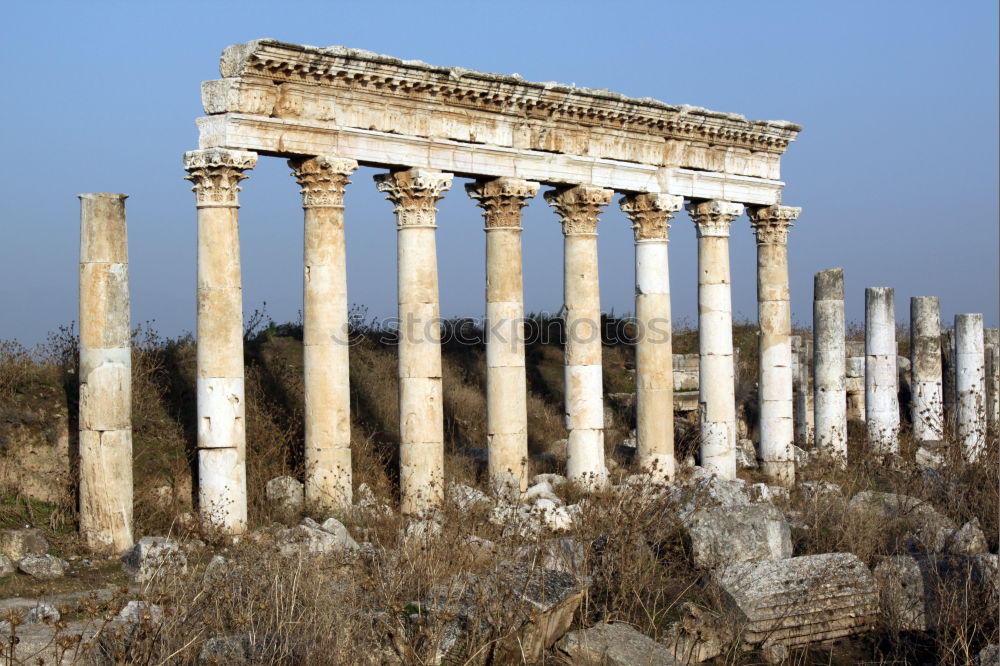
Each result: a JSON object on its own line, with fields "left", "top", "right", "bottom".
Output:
{"left": 749, "top": 205, "right": 800, "bottom": 486}
{"left": 813, "top": 268, "right": 847, "bottom": 460}
{"left": 687, "top": 200, "right": 744, "bottom": 479}
{"left": 78, "top": 193, "right": 134, "bottom": 553}
{"left": 376, "top": 169, "right": 453, "bottom": 513}
{"left": 290, "top": 156, "right": 358, "bottom": 511}
{"left": 620, "top": 193, "right": 682, "bottom": 480}
{"left": 184, "top": 148, "right": 256, "bottom": 535}
{"left": 910, "top": 296, "right": 943, "bottom": 443}
{"left": 467, "top": 178, "right": 539, "bottom": 492}
{"left": 546, "top": 185, "right": 613, "bottom": 488}
{"left": 955, "top": 313, "right": 986, "bottom": 461}
{"left": 865, "top": 287, "right": 899, "bottom": 453}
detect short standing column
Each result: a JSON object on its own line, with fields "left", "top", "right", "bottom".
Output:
{"left": 184, "top": 148, "right": 257, "bottom": 534}
{"left": 78, "top": 193, "right": 133, "bottom": 553}
{"left": 865, "top": 287, "right": 900, "bottom": 453}
{"left": 375, "top": 169, "right": 453, "bottom": 514}
{"left": 545, "top": 185, "right": 613, "bottom": 488}
{"left": 813, "top": 268, "right": 847, "bottom": 460}
{"left": 955, "top": 313, "right": 986, "bottom": 461}
{"left": 290, "top": 156, "right": 359, "bottom": 511}
{"left": 687, "top": 200, "right": 744, "bottom": 479}
{"left": 748, "top": 205, "right": 801, "bottom": 486}
{"left": 620, "top": 193, "right": 683, "bottom": 480}
{"left": 467, "top": 178, "right": 539, "bottom": 492}
{"left": 910, "top": 296, "right": 943, "bottom": 444}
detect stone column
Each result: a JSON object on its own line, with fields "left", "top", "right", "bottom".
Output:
{"left": 865, "top": 287, "right": 899, "bottom": 453}
{"left": 78, "top": 193, "right": 133, "bottom": 553}
{"left": 687, "top": 200, "right": 744, "bottom": 479}
{"left": 467, "top": 178, "right": 539, "bottom": 492}
{"left": 985, "top": 329, "right": 999, "bottom": 429}
{"left": 620, "top": 193, "right": 683, "bottom": 480}
{"left": 375, "top": 169, "right": 453, "bottom": 513}
{"left": 941, "top": 329, "right": 958, "bottom": 439}
{"left": 289, "top": 156, "right": 359, "bottom": 511}
{"left": 748, "top": 205, "right": 801, "bottom": 486}
{"left": 545, "top": 185, "right": 613, "bottom": 488}
{"left": 910, "top": 296, "right": 943, "bottom": 444}
{"left": 813, "top": 268, "right": 847, "bottom": 461}
{"left": 184, "top": 148, "right": 257, "bottom": 535}
{"left": 955, "top": 313, "right": 986, "bottom": 461}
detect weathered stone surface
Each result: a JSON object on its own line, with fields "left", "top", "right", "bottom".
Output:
{"left": 18, "top": 554, "right": 66, "bottom": 580}
{"left": 662, "top": 602, "right": 734, "bottom": 664}
{"left": 713, "top": 553, "right": 877, "bottom": 648}
{"left": 685, "top": 504, "right": 792, "bottom": 569}
{"left": 199, "top": 635, "right": 250, "bottom": 665}
{"left": 847, "top": 491, "right": 962, "bottom": 553}
{"left": 873, "top": 553, "right": 999, "bottom": 632}
{"left": 977, "top": 644, "right": 1000, "bottom": 666}
{"left": 0, "top": 385, "right": 71, "bottom": 505}
{"left": 447, "top": 482, "right": 491, "bottom": 511}
{"left": 516, "top": 538, "right": 587, "bottom": 576}
{"left": 264, "top": 475, "right": 304, "bottom": 522}
{"left": 121, "top": 536, "right": 187, "bottom": 582}
{"left": 277, "top": 518, "right": 359, "bottom": 555}
{"left": 116, "top": 600, "right": 164, "bottom": 624}
{"left": 1, "top": 620, "right": 97, "bottom": 664}
{"left": 557, "top": 622, "right": 680, "bottom": 665}
{"left": 0, "top": 553, "right": 13, "bottom": 576}
{"left": 0, "top": 601, "right": 59, "bottom": 633}
{"left": 0, "top": 527, "right": 49, "bottom": 561}
{"left": 796, "top": 480, "right": 845, "bottom": 509}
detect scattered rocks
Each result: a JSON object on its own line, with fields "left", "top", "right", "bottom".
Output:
{"left": 448, "top": 483, "right": 492, "bottom": 511}
{"left": 0, "top": 601, "right": 59, "bottom": 633}
{"left": 516, "top": 538, "right": 587, "bottom": 576}
{"left": 121, "top": 536, "right": 187, "bottom": 583}
{"left": 351, "top": 483, "right": 393, "bottom": 521}
{"left": 713, "top": 552, "right": 877, "bottom": 648}
{"left": 531, "top": 473, "right": 567, "bottom": 488}
{"left": 199, "top": 635, "right": 250, "bottom": 664}
{"left": 523, "top": 480, "right": 561, "bottom": 505}
{"left": 265, "top": 476, "right": 304, "bottom": 522}
{"left": 276, "top": 518, "right": 359, "bottom": 556}
{"left": 796, "top": 480, "right": 845, "bottom": 509}
{"left": 685, "top": 504, "right": 792, "bottom": 569}
{"left": 557, "top": 622, "right": 680, "bottom": 665}
{"left": 847, "top": 490, "right": 964, "bottom": 554}
{"left": 17, "top": 554, "right": 66, "bottom": 580}
{"left": 736, "top": 438, "right": 757, "bottom": 469}
{"left": 402, "top": 518, "right": 442, "bottom": 545}
{"left": 116, "top": 600, "right": 164, "bottom": 625}
{"left": 0, "top": 528, "right": 49, "bottom": 561}
{"left": 662, "top": 602, "right": 733, "bottom": 664}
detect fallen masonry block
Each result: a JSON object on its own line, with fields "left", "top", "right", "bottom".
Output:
{"left": 685, "top": 504, "right": 792, "bottom": 569}
{"left": 121, "top": 536, "right": 187, "bottom": 583}
{"left": 0, "top": 528, "right": 49, "bottom": 562}
{"left": 712, "top": 552, "right": 877, "bottom": 649}
{"left": 557, "top": 622, "right": 681, "bottom": 665}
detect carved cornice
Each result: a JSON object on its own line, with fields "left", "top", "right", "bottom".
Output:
{"left": 465, "top": 178, "right": 539, "bottom": 229}
{"left": 748, "top": 204, "right": 801, "bottom": 245}
{"left": 289, "top": 155, "right": 358, "bottom": 208}
{"left": 544, "top": 185, "right": 613, "bottom": 236}
{"left": 183, "top": 148, "right": 257, "bottom": 208}
{"left": 687, "top": 200, "right": 744, "bottom": 238}
{"left": 374, "top": 168, "right": 453, "bottom": 228}
{"left": 619, "top": 193, "right": 684, "bottom": 242}
{"left": 212, "top": 40, "right": 801, "bottom": 156}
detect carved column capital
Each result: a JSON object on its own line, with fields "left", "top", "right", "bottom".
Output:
{"left": 374, "top": 168, "right": 453, "bottom": 228}
{"left": 466, "top": 177, "right": 540, "bottom": 229}
{"left": 748, "top": 204, "right": 801, "bottom": 245}
{"left": 183, "top": 148, "right": 257, "bottom": 208}
{"left": 619, "top": 192, "right": 684, "bottom": 241}
{"left": 686, "top": 200, "right": 744, "bottom": 238}
{"left": 544, "top": 185, "right": 614, "bottom": 235}
{"left": 289, "top": 155, "right": 359, "bottom": 208}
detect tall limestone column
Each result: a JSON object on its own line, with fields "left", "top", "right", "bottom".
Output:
{"left": 865, "top": 287, "right": 900, "bottom": 453}
{"left": 184, "top": 148, "right": 257, "bottom": 534}
{"left": 910, "top": 296, "right": 943, "bottom": 444}
{"left": 375, "top": 169, "right": 453, "bottom": 513}
{"left": 467, "top": 178, "right": 539, "bottom": 492}
{"left": 620, "top": 193, "right": 683, "bottom": 480}
{"left": 78, "top": 193, "right": 133, "bottom": 553}
{"left": 687, "top": 200, "right": 744, "bottom": 480}
{"left": 748, "top": 204, "right": 801, "bottom": 486}
{"left": 955, "top": 313, "right": 986, "bottom": 461}
{"left": 289, "top": 156, "right": 359, "bottom": 511}
{"left": 813, "top": 268, "right": 847, "bottom": 461}
{"left": 545, "top": 185, "right": 613, "bottom": 488}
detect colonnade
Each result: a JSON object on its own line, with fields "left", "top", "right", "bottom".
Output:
{"left": 178, "top": 147, "right": 803, "bottom": 532}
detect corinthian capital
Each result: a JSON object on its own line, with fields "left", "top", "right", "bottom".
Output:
{"left": 183, "top": 148, "right": 257, "bottom": 208}
{"left": 289, "top": 155, "right": 358, "bottom": 208}
{"left": 374, "top": 168, "right": 453, "bottom": 228}
{"left": 466, "top": 178, "right": 540, "bottom": 229}
{"left": 544, "top": 185, "right": 613, "bottom": 235}
{"left": 619, "top": 192, "right": 684, "bottom": 241}
{"left": 686, "top": 200, "right": 744, "bottom": 238}
{"left": 747, "top": 204, "right": 801, "bottom": 245}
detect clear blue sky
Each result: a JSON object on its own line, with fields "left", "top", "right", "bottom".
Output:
{"left": 1, "top": 0, "right": 997, "bottom": 345}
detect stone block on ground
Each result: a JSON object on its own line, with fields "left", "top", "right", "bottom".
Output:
{"left": 265, "top": 475, "right": 304, "bottom": 522}
{"left": 516, "top": 537, "right": 587, "bottom": 576}
{"left": 685, "top": 504, "right": 791, "bottom": 569}
{"left": 713, "top": 552, "right": 877, "bottom": 648}
{"left": 276, "top": 518, "right": 359, "bottom": 556}
{"left": 121, "top": 536, "right": 187, "bottom": 582}
{"left": 17, "top": 554, "right": 66, "bottom": 580}
{"left": 847, "top": 491, "right": 962, "bottom": 553}
{"left": 556, "top": 622, "right": 680, "bottom": 665}
{"left": 2, "top": 620, "right": 97, "bottom": 664}
{"left": 0, "top": 553, "right": 13, "bottom": 577}
{"left": 661, "top": 602, "right": 733, "bottom": 664}
{"left": 448, "top": 483, "right": 492, "bottom": 511}
{"left": 0, "top": 528, "right": 49, "bottom": 561}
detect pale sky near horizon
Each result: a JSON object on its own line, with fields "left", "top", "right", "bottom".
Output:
{"left": 1, "top": 0, "right": 997, "bottom": 346}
